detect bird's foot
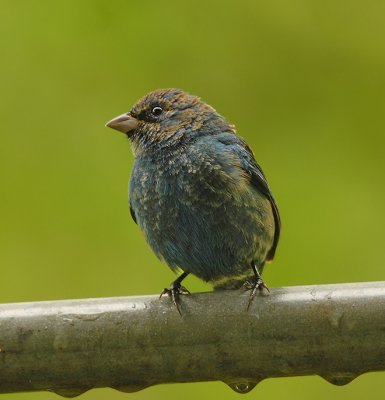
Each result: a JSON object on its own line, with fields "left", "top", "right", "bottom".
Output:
{"left": 159, "top": 281, "right": 190, "bottom": 315}
{"left": 241, "top": 276, "right": 270, "bottom": 310}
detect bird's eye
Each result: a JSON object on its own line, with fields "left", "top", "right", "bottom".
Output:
{"left": 151, "top": 106, "right": 163, "bottom": 116}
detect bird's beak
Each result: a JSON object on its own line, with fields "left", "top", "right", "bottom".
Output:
{"left": 105, "top": 113, "right": 139, "bottom": 134}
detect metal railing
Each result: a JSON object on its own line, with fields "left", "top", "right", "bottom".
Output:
{"left": 0, "top": 281, "right": 384, "bottom": 396}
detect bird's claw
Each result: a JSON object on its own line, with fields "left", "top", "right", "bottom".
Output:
{"left": 159, "top": 283, "right": 190, "bottom": 315}
{"left": 241, "top": 277, "right": 270, "bottom": 310}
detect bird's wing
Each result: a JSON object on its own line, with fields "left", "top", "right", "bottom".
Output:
{"left": 216, "top": 132, "right": 281, "bottom": 261}
{"left": 129, "top": 199, "right": 137, "bottom": 224}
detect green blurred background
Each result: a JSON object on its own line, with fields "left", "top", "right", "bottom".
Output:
{"left": 1, "top": 0, "right": 384, "bottom": 399}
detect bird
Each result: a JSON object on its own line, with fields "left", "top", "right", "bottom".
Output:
{"left": 106, "top": 88, "right": 280, "bottom": 313}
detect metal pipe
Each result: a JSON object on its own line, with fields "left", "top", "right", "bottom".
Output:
{"left": 0, "top": 281, "right": 384, "bottom": 397}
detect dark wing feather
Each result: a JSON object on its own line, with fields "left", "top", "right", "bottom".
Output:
{"left": 216, "top": 133, "right": 281, "bottom": 261}
{"left": 129, "top": 199, "right": 137, "bottom": 224}
{"left": 248, "top": 155, "right": 281, "bottom": 261}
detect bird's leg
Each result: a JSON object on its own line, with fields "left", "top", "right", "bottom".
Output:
{"left": 159, "top": 271, "right": 190, "bottom": 315}
{"left": 241, "top": 262, "right": 270, "bottom": 310}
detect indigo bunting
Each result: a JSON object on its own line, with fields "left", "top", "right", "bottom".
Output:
{"left": 106, "top": 89, "right": 280, "bottom": 313}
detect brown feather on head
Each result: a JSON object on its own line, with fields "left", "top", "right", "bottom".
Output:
{"left": 108, "top": 89, "right": 229, "bottom": 154}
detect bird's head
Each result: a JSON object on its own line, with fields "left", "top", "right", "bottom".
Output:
{"left": 106, "top": 88, "right": 231, "bottom": 155}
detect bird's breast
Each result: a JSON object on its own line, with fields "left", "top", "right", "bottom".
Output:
{"left": 129, "top": 148, "right": 272, "bottom": 231}
{"left": 129, "top": 149, "right": 275, "bottom": 278}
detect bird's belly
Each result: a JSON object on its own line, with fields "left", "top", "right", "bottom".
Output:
{"left": 130, "top": 170, "right": 275, "bottom": 282}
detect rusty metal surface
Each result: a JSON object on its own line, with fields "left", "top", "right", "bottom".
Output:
{"left": 0, "top": 281, "right": 384, "bottom": 396}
